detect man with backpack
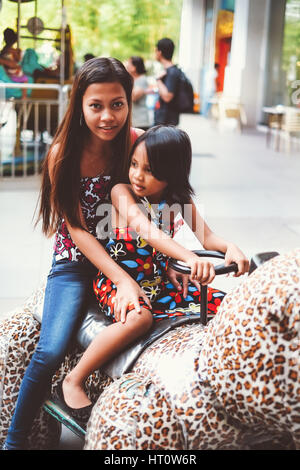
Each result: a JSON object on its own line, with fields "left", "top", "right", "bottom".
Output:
{"left": 154, "top": 38, "right": 194, "bottom": 126}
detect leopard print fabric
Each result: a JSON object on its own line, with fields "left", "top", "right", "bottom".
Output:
{"left": 0, "top": 311, "right": 61, "bottom": 449}
{"left": 85, "top": 325, "right": 247, "bottom": 450}
{"left": 85, "top": 248, "right": 300, "bottom": 450}
{"left": 0, "top": 287, "right": 112, "bottom": 449}
{"left": 202, "top": 248, "right": 300, "bottom": 447}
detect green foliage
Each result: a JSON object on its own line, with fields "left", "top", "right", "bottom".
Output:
{"left": 282, "top": 0, "right": 300, "bottom": 103}
{"left": 0, "top": 0, "right": 183, "bottom": 64}
{"left": 282, "top": 0, "right": 300, "bottom": 75}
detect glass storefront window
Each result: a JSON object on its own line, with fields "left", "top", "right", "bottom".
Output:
{"left": 200, "top": 0, "right": 235, "bottom": 115}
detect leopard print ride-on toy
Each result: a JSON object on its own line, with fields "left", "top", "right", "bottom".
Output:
{"left": 85, "top": 248, "right": 300, "bottom": 450}
{"left": 0, "top": 287, "right": 112, "bottom": 450}
{"left": 1, "top": 249, "right": 299, "bottom": 450}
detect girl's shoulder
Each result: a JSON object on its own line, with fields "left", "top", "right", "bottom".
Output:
{"left": 111, "top": 183, "right": 140, "bottom": 205}
{"left": 130, "top": 127, "right": 144, "bottom": 143}
{"left": 111, "top": 182, "right": 134, "bottom": 197}
{"left": 47, "top": 142, "right": 61, "bottom": 183}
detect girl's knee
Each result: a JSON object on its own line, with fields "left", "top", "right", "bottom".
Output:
{"left": 141, "top": 308, "right": 153, "bottom": 330}
{"left": 33, "top": 342, "right": 65, "bottom": 372}
{"left": 127, "top": 308, "right": 153, "bottom": 333}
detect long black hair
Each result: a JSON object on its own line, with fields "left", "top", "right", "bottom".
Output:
{"left": 129, "top": 125, "right": 195, "bottom": 205}
{"left": 37, "top": 57, "right": 133, "bottom": 236}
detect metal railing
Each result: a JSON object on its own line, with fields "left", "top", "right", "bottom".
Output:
{"left": 0, "top": 83, "right": 70, "bottom": 177}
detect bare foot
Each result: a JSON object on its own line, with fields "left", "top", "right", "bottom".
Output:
{"left": 62, "top": 377, "right": 92, "bottom": 409}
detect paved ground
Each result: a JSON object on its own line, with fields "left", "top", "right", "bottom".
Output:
{"left": 0, "top": 114, "right": 299, "bottom": 448}
{"left": 0, "top": 175, "right": 53, "bottom": 318}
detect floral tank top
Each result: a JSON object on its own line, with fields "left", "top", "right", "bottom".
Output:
{"left": 53, "top": 128, "right": 140, "bottom": 262}
{"left": 53, "top": 174, "right": 111, "bottom": 262}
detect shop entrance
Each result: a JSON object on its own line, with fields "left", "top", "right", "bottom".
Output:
{"left": 214, "top": 1, "right": 235, "bottom": 93}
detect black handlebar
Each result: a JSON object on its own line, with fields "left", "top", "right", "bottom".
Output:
{"left": 168, "top": 250, "right": 238, "bottom": 325}
{"left": 168, "top": 250, "right": 238, "bottom": 276}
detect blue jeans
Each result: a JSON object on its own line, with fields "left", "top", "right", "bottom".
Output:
{"left": 4, "top": 257, "right": 97, "bottom": 449}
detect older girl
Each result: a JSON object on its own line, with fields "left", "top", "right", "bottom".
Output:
{"left": 3, "top": 57, "right": 150, "bottom": 450}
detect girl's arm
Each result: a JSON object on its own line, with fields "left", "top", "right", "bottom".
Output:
{"left": 111, "top": 184, "right": 215, "bottom": 284}
{"left": 65, "top": 221, "right": 150, "bottom": 322}
{"left": 186, "top": 198, "right": 249, "bottom": 276}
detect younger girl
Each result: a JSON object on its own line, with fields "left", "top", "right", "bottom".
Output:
{"left": 59, "top": 125, "right": 249, "bottom": 425}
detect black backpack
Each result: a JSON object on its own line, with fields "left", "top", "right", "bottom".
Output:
{"left": 173, "top": 67, "right": 194, "bottom": 114}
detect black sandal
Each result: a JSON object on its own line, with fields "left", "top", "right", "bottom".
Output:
{"left": 53, "top": 381, "right": 93, "bottom": 430}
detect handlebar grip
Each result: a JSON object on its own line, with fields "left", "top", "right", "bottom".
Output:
{"left": 214, "top": 262, "right": 238, "bottom": 275}
{"left": 167, "top": 251, "right": 239, "bottom": 326}
{"left": 168, "top": 259, "right": 238, "bottom": 276}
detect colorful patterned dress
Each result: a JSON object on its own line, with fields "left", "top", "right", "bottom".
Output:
{"left": 93, "top": 198, "right": 225, "bottom": 322}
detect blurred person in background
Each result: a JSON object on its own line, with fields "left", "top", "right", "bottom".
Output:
{"left": 0, "top": 28, "right": 28, "bottom": 98}
{"left": 127, "top": 56, "right": 151, "bottom": 130}
{"left": 154, "top": 38, "right": 180, "bottom": 126}
{"left": 0, "top": 28, "right": 29, "bottom": 98}
{"left": 0, "top": 28, "right": 28, "bottom": 84}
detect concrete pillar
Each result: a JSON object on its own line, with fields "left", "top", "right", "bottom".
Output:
{"left": 261, "top": 0, "right": 287, "bottom": 113}
{"left": 223, "top": 0, "right": 271, "bottom": 127}
{"left": 179, "top": 0, "right": 206, "bottom": 94}
{"left": 222, "top": 0, "right": 250, "bottom": 99}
